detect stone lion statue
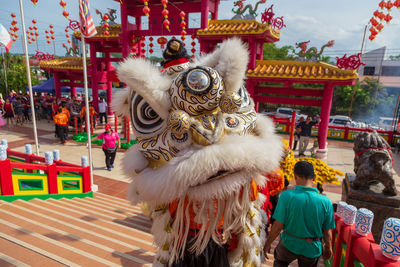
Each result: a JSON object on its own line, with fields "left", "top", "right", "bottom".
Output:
{"left": 352, "top": 131, "right": 397, "bottom": 196}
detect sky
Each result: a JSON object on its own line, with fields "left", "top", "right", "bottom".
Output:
{"left": 1, "top": 0, "right": 400, "bottom": 59}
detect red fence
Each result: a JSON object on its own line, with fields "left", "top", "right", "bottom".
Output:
{"left": 0, "top": 149, "right": 91, "bottom": 197}
{"left": 328, "top": 214, "right": 398, "bottom": 267}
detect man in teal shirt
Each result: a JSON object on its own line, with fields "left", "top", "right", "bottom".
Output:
{"left": 264, "top": 161, "right": 335, "bottom": 267}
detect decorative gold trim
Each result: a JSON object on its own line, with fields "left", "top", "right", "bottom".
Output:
{"left": 247, "top": 60, "right": 358, "bottom": 80}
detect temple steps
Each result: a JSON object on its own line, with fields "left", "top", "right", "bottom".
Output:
{"left": 0, "top": 193, "right": 154, "bottom": 267}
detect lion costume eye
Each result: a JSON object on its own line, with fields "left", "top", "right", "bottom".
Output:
{"left": 130, "top": 91, "right": 164, "bottom": 135}
{"left": 183, "top": 67, "right": 212, "bottom": 95}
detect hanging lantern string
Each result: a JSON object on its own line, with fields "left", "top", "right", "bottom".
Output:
{"left": 161, "top": 0, "right": 170, "bottom": 32}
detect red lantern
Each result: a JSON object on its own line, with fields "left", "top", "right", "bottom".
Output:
{"left": 67, "top": 39, "right": 71, "bottom": 44}
{"left": 27, "top": 35, "right": 30, "bottom": 40}
{"left": 28, "top": 41, "right": 32, "bottom": 44}
{"left": 14, "top": 26, "right": 19, "bottom": 32}
{"left": 149, "top": 49, "right": 154, "bottom": 54}
{"left": 59, "top": 0, "right": 66, "bottom": 8}
{"left": 378, "top": 12, "right": 386, "bottom": 20}
{"left": 29, "top": 26, "right": 33, "bottom": 31}
{"left": 11, "top": 13, "right": 16, "bottom": 18}
{"left": 369, "top": 35, "right": 375, "bottom": 41}
{"left": 46, "top": 35, "right": 49, "bottom": 39}
{"left": 370, "top": 18, "right": 379, "bottom": 26}
{"left": 161, "top": 0, "right": 170, "bottom": 31}
{"left": 104, "top": 31, "right": 110, "bottom": 36}
{"left": 162, "top": 9, "right": 169, "bottom": 16}
{"left": 32, "top": 38, "right": 36, "bottom": 42}
{"left": 384, "top": 13, "right": 393, "bottom": 23}
{"left": 373, "top": 10, "right": 380, "bottom": 17}
{"left": 376, "top": 23, "right": 384, "bottom": 31}
{"left": 394, "top": 0, "right": 400, "bottom": 8}
{"left": 14, "top": 34, "right": 18, "bottom": 39}
{"left": 47, "top": 40, "right": 51, "bottom": 44}
{"left": 32, "top": 19, "right": 37, "bottom": 24}
{"left": 369, "top": 27, "right": 379, "bottom": 36}
{"left": 33, "top": 26, "right": 38, "bottom": 31}
{"left": 31, "top": 0, "right": 38, "bottom": 6}
{"left": 30, "top": 32, "right": 34, "bottom": 36}
{"left": 63, "top": 10, "right": 69, "bottom": 19}
{"left": 66, "top": 33, "right": 70, "bottom": 38}
{"left": 142, "top": 6, "right": 150, "bottom": 15}
{"left": 12, "top": 38, "right": 16, "bottom": 42}
{"left": 65, "top": 29, "right": 69, "bottom": 33}
{"left": 157, "top": 36, "right": 167, "bottom": 49}
{"left": 35, "top": 32, "right": 39, "bottom": 36}
{"left": 379, "top": 0, "right": 387, "bottom": 9}
{"left": 49, "top": 24, "right": 54, "bottom": 29}
{"left": 163, "top": 19, "right": 170, "bottom": 27}
{"left": 11, "top": 20, "right": 17, "bottom": 26}
{"left": 104, "top": 23, "right": 109, "bottom": 28}
{"left": 45, "top": 30, "right": 49, "bottom": 34}
{"left": 50, "top": 30, "right": 54, "bottom": 35}
{"left": 103, "top": 15, "right": 109, "bottom": 21}
{"left": 386, "top": 1, "right": 394, "bottom": 10}
{"left": 142, "top": 0, "right": 150, "bottom": 16}
{"left": 191, "top": 34, "right": 196, "bottom": 58}
{"left": 51, "top": 36, "right": 55, "bottom": 40}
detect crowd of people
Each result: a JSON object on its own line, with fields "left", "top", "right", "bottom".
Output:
{"left": 0, "top": 91, "right": 108, "bottom": 141}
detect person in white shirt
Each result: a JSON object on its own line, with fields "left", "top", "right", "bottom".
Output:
{"left": 98, "top": 98, "right": 108, "bottom": 124}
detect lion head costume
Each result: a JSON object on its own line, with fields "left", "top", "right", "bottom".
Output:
{"left": 114, "top": 38, "right": 283, "bottom": 266}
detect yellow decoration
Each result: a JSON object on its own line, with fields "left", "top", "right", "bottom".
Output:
{"left": 247, "top": 60, "right": 358, "bottom": 81}
{"left": 280, "top": 140, "right": 343, "bottom": 186}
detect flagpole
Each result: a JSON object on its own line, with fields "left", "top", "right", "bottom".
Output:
{"left": 81, "top": 36, "right": 96, "bottom": 191}
{"left": 19, "top": 0, "right": 40, "bottom": 156}
{"left": 1, "top": 46, "right": 8, "bottom": 95}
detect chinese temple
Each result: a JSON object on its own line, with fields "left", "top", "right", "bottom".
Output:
{"left": 196, "top": 7, "right": 358, "bottom": 158}
{"left": 39, "top": 0, "right": 359, "bottom": 158}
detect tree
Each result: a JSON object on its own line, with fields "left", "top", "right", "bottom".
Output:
{"left": 0, "top": 54, "right": 39, "bottom": 97}
{"left": 331, "top": 77, "right": 396, "bottom": 122}
{"left": 388, "top": 54, "right": 400, "bottom": 61}
{"left": 263, "top": 43, "right": 296, "bottom": 60}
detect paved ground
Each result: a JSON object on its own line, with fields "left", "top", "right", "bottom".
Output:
{"left": 2, "top": 120, "right": 400, "bottom": 202}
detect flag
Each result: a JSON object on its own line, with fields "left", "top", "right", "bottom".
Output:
{"left": 0, "top": 24, "right": 12, "bottom": 53}
{"left": 78, "top": 0, "right": 97, "bottom": 38}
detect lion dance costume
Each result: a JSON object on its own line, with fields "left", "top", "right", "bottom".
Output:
{"left": 114, "top": 38, "right": 283, "bottom": 266}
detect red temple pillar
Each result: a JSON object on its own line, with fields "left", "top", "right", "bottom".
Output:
{"left": 105, "top": 52, "right": 113, "bottom": 115}
{"left": 90, "top": 43, "right": 99, "bottom": 112}
{"left": 248, "top": 37, "right": 257, "bottom": 70}
{"left": 201, "top": 0, "right": 210, "bottom": 30}
{"left": 120, "top": 1, "right": 130, "bottom": 59}
{"left": 53, "top": 72, "right": 61, "bottom": 98}
{"left": 317, "top": 83, "right": 334, "bottom": 159}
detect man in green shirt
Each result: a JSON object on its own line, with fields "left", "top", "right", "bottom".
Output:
{"left": 264, "top": 161, "right": 335, "bottom": 267}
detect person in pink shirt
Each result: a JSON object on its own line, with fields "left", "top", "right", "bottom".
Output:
{"left": 92, "top": 124, "right": 121, "bottom": 171}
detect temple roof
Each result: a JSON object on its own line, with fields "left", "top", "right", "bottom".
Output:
{"left": 247, "top": 60, "right": 358, "bottom": 81}
{"left": 39, "top": 57, "right": 88, "bottom": 70}
{"left": 73, "top": 24, "right": 121, "bottom": 39}
{"left": 197, "top": 19, "right": 280, "bottom": 40}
